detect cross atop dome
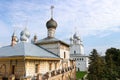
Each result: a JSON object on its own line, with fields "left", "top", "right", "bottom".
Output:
{"left": 46, "top": 5, "right": 57, "bottom": 38}
{"left": 50, "top": 5, "right": 54, "bottom": 19}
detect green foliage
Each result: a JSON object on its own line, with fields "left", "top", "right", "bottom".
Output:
{"left": 104, "top": 48, "right": 120, "bottom": 80}
{"left": 87, "top": 49, "right": 105, "bottom": 80}
{"left": 87, "top": 48, "right": 120, "bottom": 80}
{"left": 76, "top": 71, "right": 87, "bottom": 79}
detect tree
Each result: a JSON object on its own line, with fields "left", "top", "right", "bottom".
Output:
{"left": 87, "top": 49, "right": 105, "bottom": 80}
{"left": 105, "top": 48, "right": 120, "bottom": 80}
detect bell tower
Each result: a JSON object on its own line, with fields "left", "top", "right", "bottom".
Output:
{"left": 70, "top": 33, "right": 84, "bottom": 55}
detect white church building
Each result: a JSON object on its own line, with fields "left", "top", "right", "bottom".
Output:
{"left": 70, "top": 33, "right": 89, "bottom": 71}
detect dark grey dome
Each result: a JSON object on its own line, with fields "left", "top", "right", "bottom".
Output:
{"left": 46, "top": 18, "right": 57, "bottom": 29}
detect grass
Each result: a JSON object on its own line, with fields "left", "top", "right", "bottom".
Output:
{"left": 76, "top": 71, "right": 87, "bottom": 80}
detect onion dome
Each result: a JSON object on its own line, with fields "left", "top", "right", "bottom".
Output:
{"left": 20, "top": 28, "right": 30, "bottom": 42}
{"left": 73, "top": 33, "right": 77, "bottom": 39}
{"left": 73, "top": 33, "right": 80, "bottom": 40}
{"left": 46, "top": 18, "right": 57, "bottom": 29}
{"left": 20, "top": 35, "right": 27, "bottom": 41}
{"left": 20, "top": 28, "right": 30, "bottom": 38}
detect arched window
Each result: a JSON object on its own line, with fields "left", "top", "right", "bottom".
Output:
{"left": 74, "top": 50, "right": 76, "bottom": 54}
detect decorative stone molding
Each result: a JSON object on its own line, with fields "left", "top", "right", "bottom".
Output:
{"left": 42, "top": 66, "right": 76, "bottom": 80}
{"left": 20, "top": 76, "right": 31, "bottom": 80}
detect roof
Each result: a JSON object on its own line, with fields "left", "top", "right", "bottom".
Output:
{"left": 0, "top": 42, "right": 60, "bottom": 59}
{"left": 36, "top": 37, "right": 69, "bottom": 47}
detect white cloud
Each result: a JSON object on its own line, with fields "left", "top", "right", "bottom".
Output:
{"left": 5, "top": 0, "right": 120, "bottom": 38}
{"left": 0, "top": 0, "right": 120, "bottom": 53}
{"left": 53, "top": 0, "right": 120, "bottom": 37}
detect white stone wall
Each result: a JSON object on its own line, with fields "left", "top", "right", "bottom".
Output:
{"left": 60, "top": 47, "right": 69, "bottom": 59}
{"left": 40, "top": 43, "right": 60, "bottom": 56}
{"left": 70, "top": 44, "right": 84, "bottom": 55}
{"left": 38, "top": 42, "right": 71, "bottom": 70}
{"left": 69, "top": 34, "right": 89, "bottom": 71}
{"left": 80, "top": 45, "right": 84, "bottom": 55}
{"left": 76, "top": 57, "right": 88, "bottom": 71}
{"left": 59, "top": 44, "right": 71, "bottom": 67}
{"left": 70, "top": 55, "right": 89, "bottom": 71}
{"left": 0, "top": 59, "right": 25, "bottom": 79}
{"left": 26, "top": 60, "right": 60, "bottom": 77}
{"left": 39, "top": 42, "right": 70, "bottom": 59}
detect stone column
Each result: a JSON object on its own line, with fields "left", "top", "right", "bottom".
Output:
{"left": 37, "top": 74, "right": 43, "bottom": 80}
{"left": 59, "top": 70, "right": 62, "bottom": 74}
{"left": 54, "top": 70, "right": 57, "bottom": 75}
{"left": 49, "top": 72, "right": 51, "bottom": 77}
{"left": 8, "top": 75, "right": 15, "bottom": 80}
{"left": 74, "top": 66, "right": 76, "bottom": 79}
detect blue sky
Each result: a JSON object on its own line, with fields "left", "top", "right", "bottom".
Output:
{"left": 0, "top": 0, "right": 120, "bottom": 55}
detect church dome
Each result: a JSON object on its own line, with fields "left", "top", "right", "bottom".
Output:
{"left": 73, "top": 33, "right": 80, "bottom": 40}
{"left": 20, "top": 28, "right": 30, "bottom": 38}
{"left": 20, "top": 35, "right": 27, "bottom": 41}
{"left": 46, "top": 18, "right": 57, "bottom": 29}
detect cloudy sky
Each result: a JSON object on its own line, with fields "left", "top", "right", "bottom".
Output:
{"left": 0, "top": 0, "right": 120, "bottom": 55}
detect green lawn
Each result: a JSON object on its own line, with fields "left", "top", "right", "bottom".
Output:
{"left": 76, "top": 71, "right": 87, "bottom": 79}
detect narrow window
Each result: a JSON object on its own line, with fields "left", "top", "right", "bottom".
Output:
{"left": 64, "top": 52, "right": 66, "bottom": 58}
{"left": 12, "top": 65, "right": 15, "bottom": 74}
{"left": 74, "top": 50, "right": 76, "bottom": 54}
{"left": 55, "top": 63, "right": 57, "bottom": 70}
{"left": 49, "top": 63, "right": 52, "bottom": 71}
{"left": 35, "top": 64, "right": 38, "bottom": 73}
